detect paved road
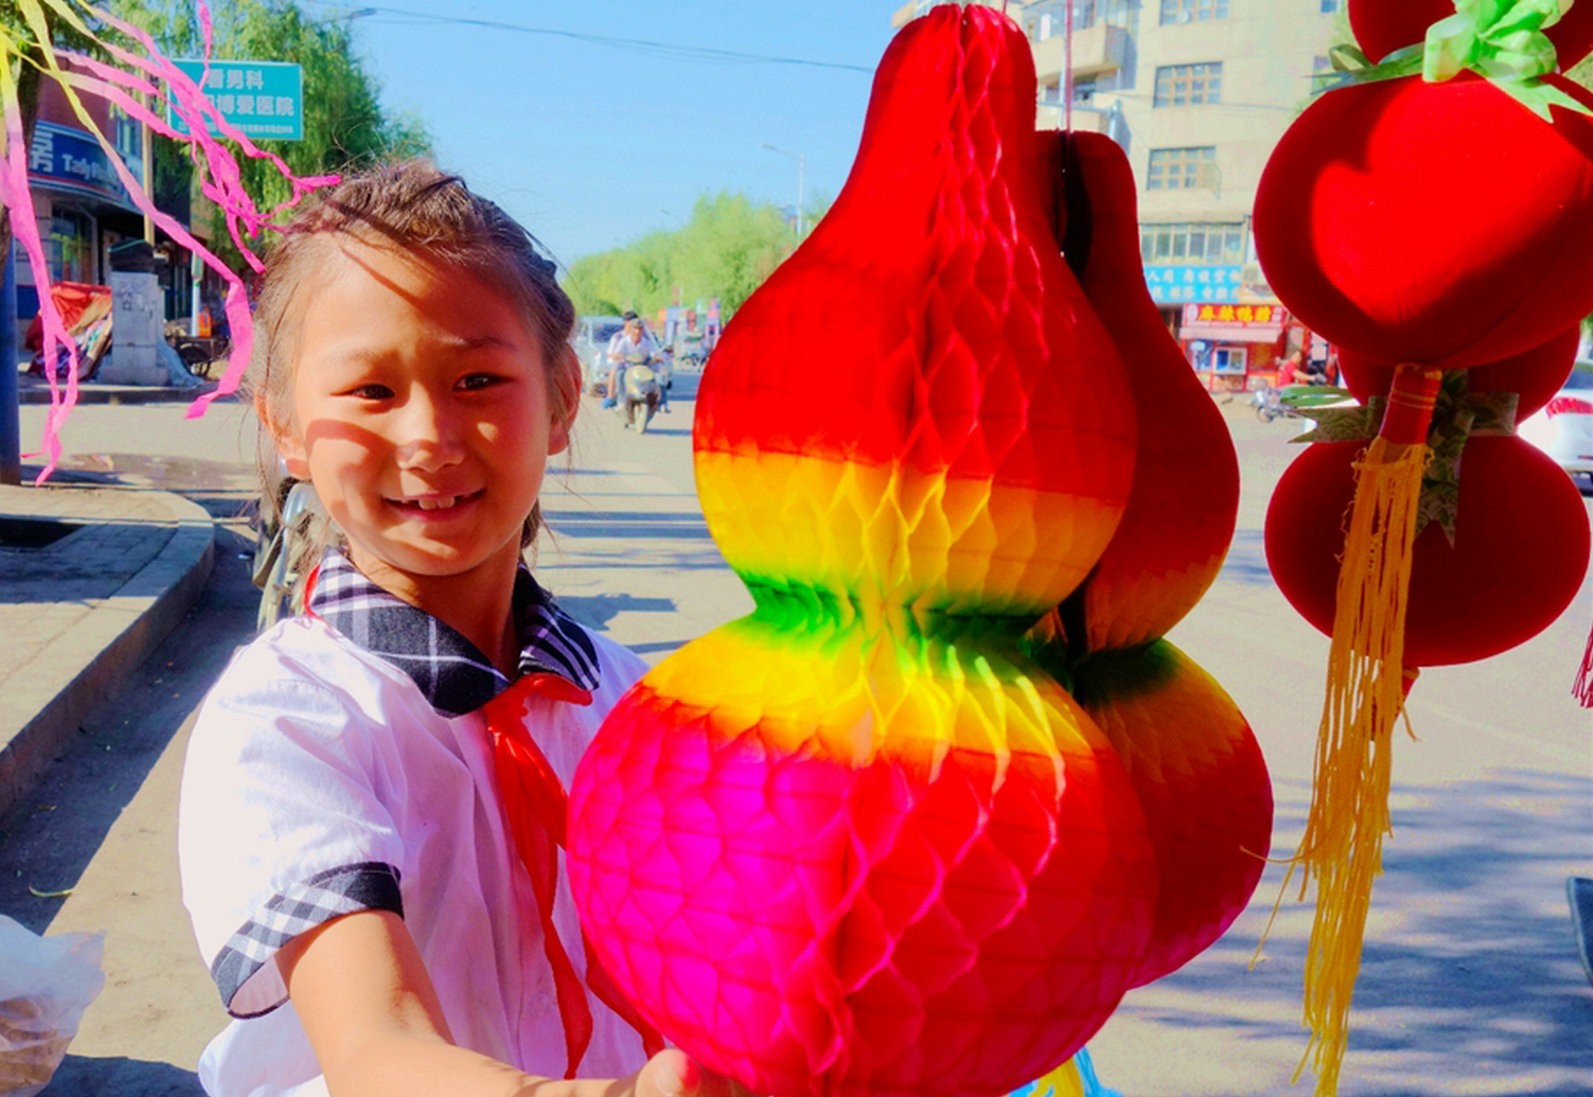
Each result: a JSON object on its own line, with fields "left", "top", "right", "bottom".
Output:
{"left": 6, "top": 378, "right": 1591, "bottom": 1096}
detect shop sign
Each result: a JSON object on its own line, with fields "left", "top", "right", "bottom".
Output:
{"left": 1144, "top": 264, "right": 1244, "bottom": 304}
{"left": 170, "top": 59, "right": 304, "bottom": 141}
{"left": 28, "top": 120, "right": 140, "bottom": 211}
{"left": 1180, "top": 301, "right": 1289, "bottom": 343}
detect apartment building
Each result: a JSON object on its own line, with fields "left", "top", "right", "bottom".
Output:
{"left": 891, "top": 0, "right": 1346, "bottom": 388}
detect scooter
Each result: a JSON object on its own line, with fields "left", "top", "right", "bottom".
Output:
{"left": 1251, "top": 384, "right": 1294, "bottom": 422}
{"left": 618, "top": 362, "right": 663, "bottom": 433}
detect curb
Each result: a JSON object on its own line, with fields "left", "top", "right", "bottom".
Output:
{"left": 0, "top": 491, "right": 215, "bottom": 820}
{"left": 16, "top": 381, "right": 223, "bottom": 406}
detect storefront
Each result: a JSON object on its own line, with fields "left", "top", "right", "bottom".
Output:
{"left": 18, "top": 57, "right": 150, "bottom": 321}
{"left": 1178, "top": 302, "right": 1291, "bottom": 393}
{"left": 1142, "top": 257, "right": 1296, "bottom": 392}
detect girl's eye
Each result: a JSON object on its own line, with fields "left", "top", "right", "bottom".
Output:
{"left": 458, "top": 373, "right": 503, "bottom": 392}
{"left": 343, "top": 383, "right": 393, "bottom": 400}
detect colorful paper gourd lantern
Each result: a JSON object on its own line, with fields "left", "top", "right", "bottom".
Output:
{"left": 569, "top": 11, "right": 1166, "bottom": 1097}
{"left": 1065, "top": 641, "right": 1272, "bottom": 989}
{"left": 1036, "top": 131, "right": 1242, "bottom": 653}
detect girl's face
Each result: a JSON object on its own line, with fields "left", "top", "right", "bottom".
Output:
{"left": 274, "top": 237, "right": 576, "bottom": 602}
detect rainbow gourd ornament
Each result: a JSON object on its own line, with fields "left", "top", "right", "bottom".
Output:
{"left": 567, "top": 10, "right": 1266, "bottom": 1097}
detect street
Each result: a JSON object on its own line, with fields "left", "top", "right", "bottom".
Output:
{"left": 5, "top": 374, "right": 1591, "bottom": 1096}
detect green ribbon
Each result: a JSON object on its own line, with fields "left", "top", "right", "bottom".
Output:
{"left": 1319, "top": 0, "right": 1589, "bottom": 121}
{"left": 1289, "top": 373, "right": 1521, "bottom": 544}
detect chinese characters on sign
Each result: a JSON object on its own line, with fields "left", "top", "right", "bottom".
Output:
{"left": 169, "top": 60, "right": 304, "bottom": 141}
{"left": 1143, "top": 264, "right": 1244, "bottom": 304}
{"left": 1180, "top": 303, "right": 1287, "bottom": 326}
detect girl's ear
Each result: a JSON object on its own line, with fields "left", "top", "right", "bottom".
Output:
{"left": 259, "top": 393, "right": 312, "bottom": 481}
{"left": 548, "top": 344, "right": 581, "bottom": 456}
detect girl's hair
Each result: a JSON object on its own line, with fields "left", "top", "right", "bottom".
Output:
{"left": 247, "top": 160, "right": 576, "bottom": 583}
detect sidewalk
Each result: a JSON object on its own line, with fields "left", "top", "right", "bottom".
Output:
{"left": 0, "top": 480, "right": 216, "bottom": 821}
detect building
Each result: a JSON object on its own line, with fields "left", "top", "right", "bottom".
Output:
{"left": 891, "top": 0, "right": 1346, "bottom": 390}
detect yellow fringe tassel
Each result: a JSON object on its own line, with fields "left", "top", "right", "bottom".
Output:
{"left": 1292, "top": 432, "right": 1430, "bottom": 1096}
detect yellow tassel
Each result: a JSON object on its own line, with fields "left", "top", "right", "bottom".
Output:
{"left": 1290, "top": 364, "right": 1440, "bottom": 1095}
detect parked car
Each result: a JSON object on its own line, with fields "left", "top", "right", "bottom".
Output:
{"left": 1520, "top": 360, "right": 1593, "bottom": 490}
{"left": 572, "top": 314, "right": 625, "bottom": 394}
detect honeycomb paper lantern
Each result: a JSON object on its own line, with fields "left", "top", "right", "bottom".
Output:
{"left": 1035, "top": 130, "right": 1241, "bottom": 653}
{"left": 567, "top": 10, "right": 1164, "bottom": 1097}
{"left": 1066, "top": 641, "right": 1272, "bottom": 989}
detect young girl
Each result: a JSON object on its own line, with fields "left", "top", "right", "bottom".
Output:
{"left": 178, "top": 161, "right": 721, "bottom": 1097}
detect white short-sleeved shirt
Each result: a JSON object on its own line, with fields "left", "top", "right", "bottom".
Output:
{"left": 179, "top": 553, "right": 649, "bottom": 1096}
{"left": 607, "top": 328, "right": 660, "bottom": 366}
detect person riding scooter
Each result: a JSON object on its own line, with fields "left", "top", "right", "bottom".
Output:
{"left": 602, "top": 310, "right": 662, "bottom": 410}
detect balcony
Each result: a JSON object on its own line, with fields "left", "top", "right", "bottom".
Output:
{"left": 1031, "top": 22, "right": 1129, "bottom": 81}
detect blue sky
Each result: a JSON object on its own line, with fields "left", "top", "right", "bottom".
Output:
{"left": 299, "top": 2, "right": 901, "bottom": 264}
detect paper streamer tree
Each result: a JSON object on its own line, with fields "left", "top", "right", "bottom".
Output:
{"left": 566, "top": 9, "right": 1268, "bottom": 1097}
{"left": 1, "top": 0, "right": 334, "bottom": 480}
{"left": 1251, "top": 0, "right": 1593, "bottom": 1091}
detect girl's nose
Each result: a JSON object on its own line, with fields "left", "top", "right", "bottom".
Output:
{"left": 394, "top": 389, "right": 465, "bottom": 470}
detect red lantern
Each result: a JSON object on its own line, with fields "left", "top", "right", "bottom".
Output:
{"left": 1338, "top": 326, "right": 1578, "bottom": 419}
{"left": 1348, "top": 0, "right": 1593, "bottom": 68}
{"left": 1265, "top": 435, "right": 1590, "bottom": 667}
{"left": 1252, "top": 73, "right": 1593, "bottom": 368}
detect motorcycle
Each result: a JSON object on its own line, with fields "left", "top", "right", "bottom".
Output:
{"left": 617, "top": 362, "right": 664, "bottom": 433}
{"left": 1251, "top": 384, "right": 1294, "bottom": 422}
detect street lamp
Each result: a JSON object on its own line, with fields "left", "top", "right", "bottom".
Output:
{"left": 761, "top": 142, "right": 806, "bottom": 236}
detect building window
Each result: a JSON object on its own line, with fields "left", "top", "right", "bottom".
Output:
{"left": 1146, "top": 147, "right": 1218, "bottom": 191}
{"left": 1160, "top": 0, "right": 1229, "bottom": 24}
{"left": 1140, "top": 222, "right": 1246, "bottom": 264}
{"left": 1027, "top": 1, "right": 1099, "bottom": 38}
{"left": 1154, "top": 62, "right": 1222, "bottom": 107}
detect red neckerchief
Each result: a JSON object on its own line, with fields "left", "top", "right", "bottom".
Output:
{"left": 481, "top": 674, "right": 665, "bottom": 1077}
{"left": 302, "top": 566, "right": 663, "bottom": 1076}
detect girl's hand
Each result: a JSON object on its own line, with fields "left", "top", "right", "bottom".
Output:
{"left": 612, "top": 1048, "right": 757, "bottom": 1097}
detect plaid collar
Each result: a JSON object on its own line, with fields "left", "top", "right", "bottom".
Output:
{"left": 307, "top": 551, "right": 601, "bottom": 717}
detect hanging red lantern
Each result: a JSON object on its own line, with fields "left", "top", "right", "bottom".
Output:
{"left": 1338, "top": 326, "right": 1579, "bottom": 419}
{"left": 1253, "top": 72, "right": 1593, "bottom": 368}
{"left": 1348, "top": 0, "right": 1593, "bottom": 68}
{"left": 1265, "top": 435, "right": 1590, "bottom": 667}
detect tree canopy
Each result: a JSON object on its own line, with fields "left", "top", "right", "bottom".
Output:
{"left": 562, "top": 191, "right": 821, "bottom": 321}
{"left": 112, "top": 0, "right": 430, "bottom": 261}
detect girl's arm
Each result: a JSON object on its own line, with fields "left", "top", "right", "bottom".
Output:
{"left": 282, "top": 908, "right": 705, "bottom": 1097}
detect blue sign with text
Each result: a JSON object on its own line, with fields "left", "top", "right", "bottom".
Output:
{"left": 170, "top": 59, "right": 303, "bottom": 141}
{"left": 1143, "top": 264, "right": 1245, "bottom": 305}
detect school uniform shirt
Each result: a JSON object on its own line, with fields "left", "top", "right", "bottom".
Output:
{"left": 178, "top": 552, "right": 649, "bottom": 1097}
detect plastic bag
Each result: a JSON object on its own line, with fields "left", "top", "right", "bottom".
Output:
{"left": 0, "top": 915, "right": 106, "bottom": 1097}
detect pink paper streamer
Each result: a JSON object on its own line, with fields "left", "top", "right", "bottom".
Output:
{"left": 7, "top": 0, "right": 340, "bottom": 477}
